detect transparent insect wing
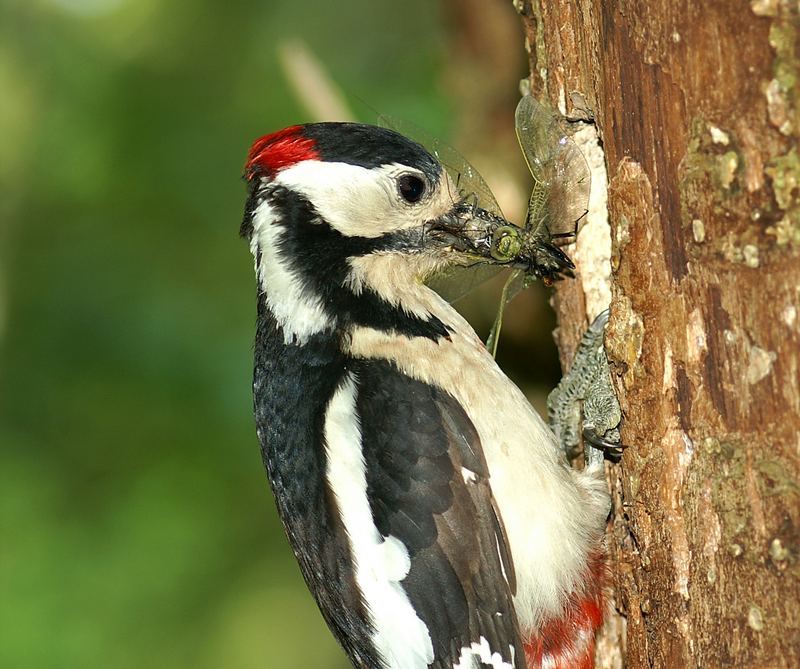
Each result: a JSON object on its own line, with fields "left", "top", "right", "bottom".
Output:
{"left": 426, "top": 263, "right": 509, "bottom": 305}
{"left": 500, "top": 269, "right": 526, "bottom": 304}
{"left": 379, "top": 115, "right": 508, "bottom": 303}
{"left": 378, "top": 115, "right": 503, "bottom": 216}
{"left": 514, "top": 95, "right": 591, "bottom": 240}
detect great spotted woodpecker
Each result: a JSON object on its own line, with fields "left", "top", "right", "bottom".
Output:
{"left": 240, "top": 121, "right": 610, "bottom": 669}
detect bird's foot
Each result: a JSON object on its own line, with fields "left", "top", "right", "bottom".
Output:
{"left": 548, "top": 309, "right": 626, "bottom": 466}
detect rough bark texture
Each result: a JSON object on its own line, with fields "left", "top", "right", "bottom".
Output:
{"left": 517, "top": 1, "right": 800, "bottom": 667}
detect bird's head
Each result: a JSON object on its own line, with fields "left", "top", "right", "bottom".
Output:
{"left": 240, "top": 122, "right": 517, "bottom": 343}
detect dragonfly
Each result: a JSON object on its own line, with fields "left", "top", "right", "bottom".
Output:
{"left": 381, "top": 95, "right": 591, "bottom": 357}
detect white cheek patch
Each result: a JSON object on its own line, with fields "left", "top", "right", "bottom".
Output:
{"left": 324, "top": 374, "right": 435, "bottom": 669}
{"left": 250, "top": 200, "right": 335, "bottom": 345}
{"left": 275, "top": 161, "right": 398, "bottom": 238}
{"left": 274, "top": 160, "right": 454, "bottom": 239}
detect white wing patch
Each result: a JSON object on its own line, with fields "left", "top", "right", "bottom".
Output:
{"left": 250, "top": 199, "right": 334, "bottom": 345}
{"left": 324, "top": 373, "right": 434, "bottom": 669}
{"left": 452, "top": 636, "right": 515, "bottom": 669}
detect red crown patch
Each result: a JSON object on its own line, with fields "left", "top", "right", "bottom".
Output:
{"left": 245, "top": 126, "right": 319, "bottom": 180}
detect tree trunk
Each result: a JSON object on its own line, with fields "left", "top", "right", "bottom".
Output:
{"left": 517, "top": 1, "right": 800, "bottom": 667}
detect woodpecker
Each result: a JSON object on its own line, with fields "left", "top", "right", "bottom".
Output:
{"left": 240, "top": 122, "right": 610, "bottom": 669}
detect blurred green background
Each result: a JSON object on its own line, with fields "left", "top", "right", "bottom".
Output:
{"left": 0, "top": 1, "right": 561, "bottom": 667}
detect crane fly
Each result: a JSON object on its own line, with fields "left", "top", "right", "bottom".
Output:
{"left": 381, "top": 95, "right": 591, "bottom": 357}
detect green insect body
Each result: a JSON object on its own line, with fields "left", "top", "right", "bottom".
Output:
{"left": 491, "top": 226, "right": 523, "bottom": 261}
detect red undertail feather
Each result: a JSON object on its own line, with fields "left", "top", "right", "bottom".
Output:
{"left": 523, "top": 550, "right": 606, "bottom": 669}
{"left": 244, "top": 125, "right": 318, "bottom": 180}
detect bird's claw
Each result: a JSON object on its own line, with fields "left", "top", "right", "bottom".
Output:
{"left": 548, "top": 309, "right": 625, "bottom": 465}
{"left": 582, "top": 426, "right": 626, "bottom": 461}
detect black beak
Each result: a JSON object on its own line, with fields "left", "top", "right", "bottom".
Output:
{"left": 426, "top": 199, "right": 575, "bottom": 282}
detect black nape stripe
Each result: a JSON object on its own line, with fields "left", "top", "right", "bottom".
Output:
{"left": 267, "top": 185, "right": 451, "bottom": 342}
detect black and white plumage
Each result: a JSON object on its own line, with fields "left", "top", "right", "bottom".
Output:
{"left": 241, "top": 122, "right": 609, "bottom": 669}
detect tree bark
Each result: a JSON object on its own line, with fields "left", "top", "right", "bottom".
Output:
{"left": 517, "top": 1, "right": 800, "bottom": 667}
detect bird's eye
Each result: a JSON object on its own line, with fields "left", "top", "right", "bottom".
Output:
{"left": 397, "top": 174, "right": 427, "bottom": 204}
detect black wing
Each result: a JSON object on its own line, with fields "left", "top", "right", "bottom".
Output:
{"left": 354, "top": 358, "right": 524, "bottom": 668}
